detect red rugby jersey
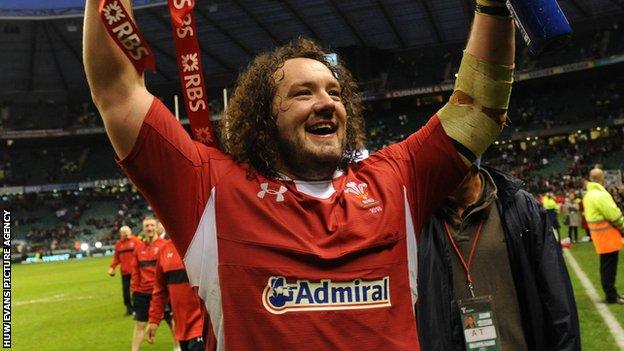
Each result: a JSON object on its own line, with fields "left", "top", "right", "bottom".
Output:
{"left": 110, "top": 235, "right": 140, "bottom": 275}
{"left": 119, "top": 98, "right": 466, "bottom": 350}
{"left": 130, "top": 236, "right": 167, "bottom": 294}
{"left": 149, "top": 241, "right": 203, "bottom": 341}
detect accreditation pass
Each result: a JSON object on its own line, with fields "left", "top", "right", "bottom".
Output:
{"left": 457, "top": 295, "right": 500, "bottom": 351}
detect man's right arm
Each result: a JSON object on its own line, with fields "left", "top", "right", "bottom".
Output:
{"left": 109, "top": 243, "right": 120, "bottom": 274}
{"left": 130, "top": 250, "right": 140, "bottom": 292}
{"left": 109, "top": 245, "right": 121, "bottom": 274}
{"left": 83, "top": 0, "right": 153, "bottom": 159}
{"left": 84, "top": 0, "right": 212, "bottom": 256}
{"left": 597, "top": 193, "right": 624, "bottom": 230}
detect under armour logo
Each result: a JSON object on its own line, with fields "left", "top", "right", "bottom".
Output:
{"left": 257, "top": 183, "right": 288, "bottom": 202}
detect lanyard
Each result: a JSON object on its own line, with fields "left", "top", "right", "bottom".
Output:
{"left": 443, "top": 219, "right": 485, "bottom": 298}
{"left": 166, "top": 0, "right": 215, "bottom": 146}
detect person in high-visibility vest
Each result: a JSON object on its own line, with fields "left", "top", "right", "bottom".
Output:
{"left": 542, "top": 192, "right": 561, "bottom": 240}
{"left": 582, "top": 168, "right": 624, "bottom": 304}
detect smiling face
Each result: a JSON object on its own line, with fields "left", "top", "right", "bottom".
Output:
{"left": 142, "top": 218, "right": 157, "bottom": 242}
{"left": 272, "top": 58, "right": 347, "bottom": 180}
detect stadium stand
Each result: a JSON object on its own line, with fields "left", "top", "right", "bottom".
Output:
{"left": 0, "top": 18, "right": 622, "bottom": 132}
{"left": 0, "top": 141, "right": 121, "bottom": 186}
{"left": 485, "top": 127, "right": 624, "bottom": 196}
{"left": 3, "top": 185, "right": 150, "bottom": 252}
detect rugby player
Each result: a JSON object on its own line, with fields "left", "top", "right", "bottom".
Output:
{"left": 146, "top": 240, "right": 204, "bottom": 351}
{"left": 108, "top": 225, "right": 140, "bottom": 316}
{"left": 129, "top": 217, "right": 176, "bottom": 351}
{"left": 84, "top": 0, "right": 515, "bottom": 348}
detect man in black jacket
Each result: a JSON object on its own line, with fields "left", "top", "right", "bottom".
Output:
{"left": 417, "top": 164, "right": 580, "bottom": 351}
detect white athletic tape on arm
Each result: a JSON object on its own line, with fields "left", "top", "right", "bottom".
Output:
{"left": 438, "top": 51, "right": 514, "bottom": 161}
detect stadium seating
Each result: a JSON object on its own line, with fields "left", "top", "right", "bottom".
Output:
{"left": 1, "top": 137, "right": 121, "bottom": 186}
{"left": 3, "top": 185, "right": 151, "bottom": 252}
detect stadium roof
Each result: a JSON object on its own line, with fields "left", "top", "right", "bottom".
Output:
{"left": 0, "top": 0, "right": 622, "bottom": 98}
{"left": 0, "top": 0, "right": 164, "bottom": 18}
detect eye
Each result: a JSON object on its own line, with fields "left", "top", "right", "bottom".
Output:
{"left": 293, "top": 90, "right": 311, "bottom": 97}
{"left": 328, "top": 90, "right": 342, "bottom": 100}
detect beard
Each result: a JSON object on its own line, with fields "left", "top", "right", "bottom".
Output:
{"left": 276, "top": 130, "right": 346, "bottom": 180}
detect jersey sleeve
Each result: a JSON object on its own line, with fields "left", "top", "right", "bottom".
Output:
{"left": 130, "top": 249, "right": 140, "bottom": 293}
{"left": 374, "top": 115, "right": 467, "bottom": 230}
{"left": 110, "top": 243, "right": 120, "bottom": 269}
{"left": 117, "top": 97, "right": 221, "bottom": 255}
{"left": 148, "top": 253, "right": 167, "bottom": 325}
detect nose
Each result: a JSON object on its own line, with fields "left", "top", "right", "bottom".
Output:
{"left": 313, "top": 92, "right": 336, "bottom": 119}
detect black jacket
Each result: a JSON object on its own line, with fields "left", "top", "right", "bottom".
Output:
{"left": 416, "top": 166, "right": 580, "bottom": 351}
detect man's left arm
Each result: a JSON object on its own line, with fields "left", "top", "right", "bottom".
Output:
{"left": 381, "top": 4, "right": 515, "bottom": 165}
{"left": 395, "top": 9, "right": 515, "bottom": 225}
{"left": 438, "top": 10, "right": 515, "bottom": 165}
{"left": 130, "top": 249, "right": 140, "bottom": 293}
{"left": 529, "top": 194, "right": 581, "bottom": 350}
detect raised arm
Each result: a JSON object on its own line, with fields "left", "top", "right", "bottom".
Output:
{"left": 466, "top": 12, "right": 515, "bottom": 64}
{"left": 438, "top": 8, "right": 515, "bottom": 165}
{"left": 83, "top": 0, "right": 153, "bottom": 159}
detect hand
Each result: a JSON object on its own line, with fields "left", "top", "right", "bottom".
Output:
{"left": 145, "top": 323, "right": 159, "bottom": 344}
{"left": 107, "top": 267, "right": 115, "bottom": 276}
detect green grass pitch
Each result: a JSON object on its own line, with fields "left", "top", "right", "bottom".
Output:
{"left": 11, "top": 256, "right": 176, "bottom": 351}
{"left": 7, "top": 245, "right": 624, "bottom": 350}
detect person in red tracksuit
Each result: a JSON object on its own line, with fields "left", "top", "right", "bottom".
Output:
{"left": 108, "top": 225, "right": 141, "bottom": 316}
{"left": 146, "top": 240, "right": 205, "bottom": 351}
{"left": 130, "top": 217, "right": 176, "bottom": 351}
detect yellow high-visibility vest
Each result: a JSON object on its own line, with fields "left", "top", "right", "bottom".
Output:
{"left": 582, "top": 182, "right": 623, "bottom": 254}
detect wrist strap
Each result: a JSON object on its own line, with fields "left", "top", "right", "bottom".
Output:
{"left": 475, "top": 0, "right": 511, "bottom": 17}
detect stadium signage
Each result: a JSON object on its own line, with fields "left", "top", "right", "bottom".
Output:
{"left": 262, "top": 276, "right": 391, "bottom": 314}
{"left": 24, "top": 254, "right": 71, "bottom": 264}
{"left": 385, "top": 83, "right": 454, "bottom": 99}
{"left": 0, "top": 177, "right": 133, "bottom": 196}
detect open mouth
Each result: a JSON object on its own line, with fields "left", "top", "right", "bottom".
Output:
{"left": 305, "top": 122, "right": 337, "bottom": 136}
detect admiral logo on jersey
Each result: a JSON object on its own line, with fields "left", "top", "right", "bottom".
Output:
{"left": 262, "top": 276, "right": 391, "bottom": 314}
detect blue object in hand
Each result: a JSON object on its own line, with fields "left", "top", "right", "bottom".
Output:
{"left": 506, "top": 0, "right": 572, "bottom": 54}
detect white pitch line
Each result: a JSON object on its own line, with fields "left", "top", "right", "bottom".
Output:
{"left": 563, "top": 249, "right": 624, "bottom": 349}
{"left": 14, "top": 293, "right": 94, "bottom": 307}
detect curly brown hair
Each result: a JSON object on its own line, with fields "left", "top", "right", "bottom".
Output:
{"left": 221, "top": 38, "right": 365, "bottom": 178}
